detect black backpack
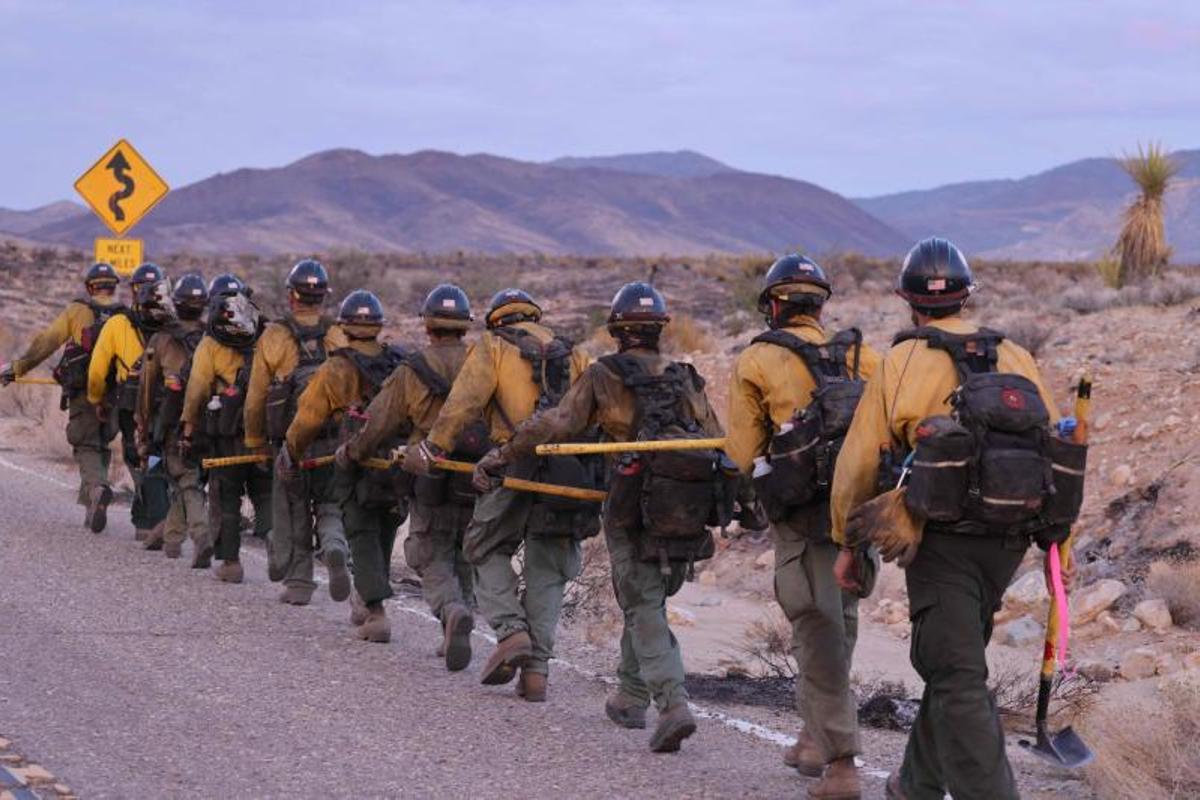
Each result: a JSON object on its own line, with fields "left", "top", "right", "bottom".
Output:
{"left": 897, "top": 327, "right": 1085, "bottom": 538}
{"left": 264, "top": 317, "right": 333, "bottom": 442}
{"left": 750, "top": 328, "right": 865, "bottom": 521}
{"left": 600, "top": 354, "right": 731, "bottom": 571}
{"left": 490, "top": 326, "right": 574, "bottom": 412}
{"left": 150, "top": 325, "right": 204, "bottom": 445}
{"left": 334, "top": 345, "right": 410, "bottom": 508}
{"left": 53, "top": 299, "right": 129, "bottom": 398}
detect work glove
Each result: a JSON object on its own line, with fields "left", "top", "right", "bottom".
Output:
{"left": 845, "top": 487, "right": 924, "bottom": 568}
{"left": 177, "top": 434, "right": 194, "bottom": 461}
{"left": 472, "top": 447, "right": 507, "bottom": 493}
{"left": 0, "top": 364, "right": 15, "bottom": 386}
{"left": 734, "top": 499, "right": 769, "bottom": 532}
{"left": 400, "top": 440, "right": 444, "bottom": 477}
{"left": 334, "top": 442, "right": 354, "bottom": 470}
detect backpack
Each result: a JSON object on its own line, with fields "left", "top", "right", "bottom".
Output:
{"left": 750, "top": 328, "right": 865, "bottom": 522}
{"left": 490, "top": 326, "right": 574, "bottom": 412}
{"left": 335, "top": 345, "right": 410, "bottom": 509}
{"left": 600, "top": 353, "right": 731, "bottom": 571}
{"left": 404, "top": 349, "right": 492, "bottom": 507}
{"left": 205, "top": 360, "right": 254, "bottom": 440}
{"left": 264, "top": 317, "right": 333, "bottom": 443}
{"left": 150, "top": 325, "right": 204, "bottom": 445}
{"left": 53, "top": 299, "right": 128, "bottom": 397}
{"left": 896, "top": 327, "right": 1086, "bottom": 538}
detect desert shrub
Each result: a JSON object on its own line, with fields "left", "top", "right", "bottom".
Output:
{"left": 738, "top": 610, "right": 797, "bottom": 679}
{"left": 1115, "top": 143, "right": 1178, "bottom": 284}
{"left": 1146, "top": 559, "right": 1200, "bottom": 628}
{"left": 1095, "top": 257, "right": 1123, "bottom": 289}
{"left": 1080, "top": 673, "right": 1200, "bottom": 800}
{"left": 1059, "top": 272, "right": 1200, "bottom": 314}
{"left": 662, "top": 313, "right": 713, "bottom": 354}
{"left": 996, "top": 315, "right": 1054, "bottom": 357}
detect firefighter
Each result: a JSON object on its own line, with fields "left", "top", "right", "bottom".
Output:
{"left": 726, "top": 254, "right": 882, "bottom": 799}
{"left": 1, "top": 263, "right": 124, "bottom": 531}
{"left": 243, "top": 259, "right": 349, "bottom": 606}
{"left": 337, "top": 284, "right": 479, "bottom": 669}
{"left": 403, "top": 288, "right": 591, "bottom": 702}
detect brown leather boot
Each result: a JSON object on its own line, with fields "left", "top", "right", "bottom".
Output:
{"left": 325, "top": 549, "right": 351, "bottom": 602}
{"left": 807, "top": 757, "right": 861, "bottom": 800}
{"left": 479, "top": 631, "right": 532, "bottom": 685}
{"left": 649, "top": 702, "right": 697, "bottom": 753}
{"left": 442, "top": 604, "right": 474, "bottom": 672}
{"left": 605, "top": 692, "right": 648, "bottom": 729}
{"left": 515, "top": 670, "right": 547, "bottom": 702}
{"left": 884, "top": 773, "right": 907, "bottom": 800}
{"left": 163, "top": 541, "right": 183, "bottom": 559}
{"left": 192, "top": 541, "right": 214, "bottom": 569}
{"left": 356, "top": 604, "right": 391, "bottom": 643}
{"left": 216, "top": 560, "right": 244, "bottom": 583}
{"left": 784, "top": 729, "right": 825, "bottom": 778}
{"left": 350, "top": 592, "right": 369, "bottom": 626}
{"left": 280, "top": 584, "right": 314, "bottom": 606}
{"left": 135, "top": 528, "right": 149, "bottom": 542}
{"left": 142, "top": 522, "right": 165, "bottom": 551}
{"left": 86, "top": 485, "right": 113, "bottom": 534}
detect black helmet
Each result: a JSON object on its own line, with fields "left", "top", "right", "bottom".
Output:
{"left": 757, "top": 254, "right": 832, "bottom": 315}
{"left": 84, "top": 262, "right": 120, "bottom": 293}
{"left": 421, "top": 284, "right": 472, "bottom": 331}
{"left": 172, "top": 273, "right": 209, "bottom": 320}
{"left": 135, "top": 278, "right": 175, "bottom": 330}
{"left": 608, "top": 282, "right": 670, "bottom": 325}
{"left": 208, "top": 293, "right": 261, "bottom": 350}
{"left": 286, "top": 259, "right": 330, "bottom": 303}
{"left": 131, "top": 262, "right": 166, "bottom": 289}
{"left": 896, "top": 237, "right": 975, "bottom": 315}
{"left": 338, "top": 289, "right": 385, "bottom": 331}
{"left": 208, "top": 273, "right": 248, "bottom": 299}
{"left": 486, "top": 288, "right": 541, "bottom": 329}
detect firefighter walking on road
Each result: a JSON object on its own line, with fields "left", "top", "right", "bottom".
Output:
{"left": 726, "top": 255, "right": 881, "bottom": 799}
{"left": 339, "top": 284, "right": 480, "bottom": 669}
{"left": 475, "top": 282, "right": 727, "bottom": 752}
{"left": 1, "top": 263, "right": 125, "bottom": 531}
{"left": 831, "top": 238, "right": 1080, "bottom": 800}
{"left": 243, "top": 259, "right": 349, "bottom": 606}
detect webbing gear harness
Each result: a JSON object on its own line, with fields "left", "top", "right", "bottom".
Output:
{"left": 52, "top": 299, "right": 129, "bottom": 405}
{"left": 599, "top": 353, "right": 727, "bottom": 575}
{"left": 149, "top": 324, "right": 204, "bottom": 444}
{"left": 264, "top": 316, "right": 334, "bottom": 442}
{"left": 750, "top": 328, "right": 865, "bottom": 521}
{"left": 490, "top": 326, "right": 574, "bottom": 412}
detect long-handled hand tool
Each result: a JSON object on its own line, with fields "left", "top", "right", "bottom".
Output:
{"left": 1018, "top": 374, "right": 1095, "bottom": 769}
{"left": 12, "top": 376, "right": 58, "bottom": 385}
{"left": 535, "top": 437, "right": 726, "bottom": 457}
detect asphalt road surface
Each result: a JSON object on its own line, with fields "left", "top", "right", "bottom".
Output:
{"left": 0, "top": 449, "right": 895, "bottom": 799}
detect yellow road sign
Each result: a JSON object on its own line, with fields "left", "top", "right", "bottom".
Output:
{"left": 74, "top": 139, "right": 169, "bottom": 236}
{"left": 95, "top": 237, "right": 144, "bottom": 277}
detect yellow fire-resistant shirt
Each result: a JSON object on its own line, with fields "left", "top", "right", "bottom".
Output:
{"left": 829, "top": 315, "right": 1060, "bottom": 545}
{"left": 346, "top": 337, "right": 469, "bottom": 462}
{"left": 427, "top": 321, "right": 590, "bottom": 451}
{"left": 243, "top": 311, "right": 347, "bottom": 449}
{"left": 12, "top": 297, "right": 119, "bottom": 376}
{"left": 725, "top": 317, "right": 882, "bottom": 474}
{"left": 285, "top": 339, "right": 383, "bottom": 459}
{"left": 180, "top": 336, "right": 250, "bottom": 427}
{"left": 87, "top": 312, "right": 145, "bottom": 405}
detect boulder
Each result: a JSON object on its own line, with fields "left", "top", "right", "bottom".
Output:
{"left": 1075, "top": 659, "right": 1117, "bottom": 683}
{"left": 1133, "top": 598, "right": 1173, "bottom": 632}
{"left": 1108, "top": 464, "right": 1133, "bottom": 487}
{"left": 1075, "top": 579, "right": 1128, "bottom": 624}
{"left": 1119, "top": 647, "right": 1158, "bottom": 681}
{"left": 1004, "top": 570, "right": 1049, "bottom": 614}
{"left": 994, "top": 615, "right": 1044, "bottom": 648}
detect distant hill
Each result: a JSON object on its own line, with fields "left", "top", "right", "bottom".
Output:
{"left": 856, "top": 150, "right": 1200, "bottom": 263}
{"left": 0, "top": 201, "right": 87, "bottom": 236}
{"left": 13, "top": 149, "right": 908, "bottom": 257}
{"left": 547, "top": 150, "right": 735, "bottom": 178}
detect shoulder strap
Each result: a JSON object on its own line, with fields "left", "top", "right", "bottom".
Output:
{"left": 282, "top": 316, "right": 330, "bottom": 364}
{"left": 599, "top": 353, "right": 696, "bottom": 438}
{"left": 403, "top": 351, "right": 451, "bottom": 397}
{"left": 893, "top": 326, "right": 1004, "bottom": 379}
{"left": 335, "top": 345, "right": 406, "bottom": 399}
{"left": 752, "top": 328, "right": 862, "bottom": 386}
{"left": 493, "top": 326, "right": 574, "bottom": 408}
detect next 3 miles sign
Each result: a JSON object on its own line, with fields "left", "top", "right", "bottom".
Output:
{"left": 74, "top": 139, "right": 169, "bottom": 276}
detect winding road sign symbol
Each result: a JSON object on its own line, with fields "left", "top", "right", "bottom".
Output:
{"left": 74, "top": 139, "right": 169, "bottom": 236}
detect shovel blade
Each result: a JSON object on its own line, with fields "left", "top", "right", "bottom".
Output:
{"left": 1020, "top": 725, "right": 1095, "bottom": 769}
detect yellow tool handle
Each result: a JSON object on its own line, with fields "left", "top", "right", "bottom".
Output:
{"left": 1072, "top": 373, "right": 1092, "bottom": 445}
{"left": 535, "top": 437, "right": 726, "bottom": 456}
{"left": 13, "top": 376, "right": 58, "bottom": 385}
{"left": 201, "top": 454, "right": 271, "bottom": 469}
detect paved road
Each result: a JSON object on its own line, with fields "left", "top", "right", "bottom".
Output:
{"left": 0, "top": 449, "right": 880, "bottom": 799}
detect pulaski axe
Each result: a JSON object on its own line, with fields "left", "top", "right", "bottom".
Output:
{"left": 1018, "top": 374, "right": 1095, "bottom": 769}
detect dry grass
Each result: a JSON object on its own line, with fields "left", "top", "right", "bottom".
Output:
{"left": 1146, "top": 559, "right": 1200, "bottom": 629}
{"left": 1079, "top": 674, "right": 1200, "bottom": 800}
{"left": 662, "top": 313, "right": 714, "bottom": 354}
{"left": 1095, "top": 256, "right": 1123, "bottom": 289}
{"left": 1115, "top": 143, "right": 1178, "bottom": 284}
{"left": 738, "top": 609, "right": 798, "bottom": 679}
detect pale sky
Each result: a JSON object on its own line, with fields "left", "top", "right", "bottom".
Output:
{"left": 3, "top": 0, "right": 1198, "bottom": 208}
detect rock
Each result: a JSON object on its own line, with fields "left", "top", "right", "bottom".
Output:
{"left": 1108, "top": 463, "right": 1133, "bottom": 487}
{"left": 1091, "top": 412, "right": 1111, "bottom": 432}
{"left": 1097, "top": 610, "right": 1122, "bottom": 633}
{"left": 883, "top": 603, "right": 908, "bottom": 626}
{"left": 1119, "top": 647, "right": 1158, "bottom": 680}
{"left": 1075, "top": 659, "right": 1116, "bottom": 683}
{"left": 697, "top": 569, "right": 718, "bottom": 586}
{"left": 666, "top": 605, "right": 695, "bottom": 627}
{"left": 1155, "top": 651, "right": 1180, "bottom": 676}
{"left": 1075, "top": 579, "right": 1128, "bottom": 624}
{"left": 1164, "top": 413, "right": 1183, "bottom": 429}
{"left": 995, "top": 615, "right": 1044, "bottom": 647}
{"left": 754, "top": 549, "right": 776, "bottom": 570}
{"left": 0, "top": 737, "right": 9, "bottom": 750}
{"left": 694, "top": 595, "right": 723, "bottom": 608}
{"left": 1004, "top": 570, "right": 1049, "bottom": 614}
{"left": 1133, "top": 598, "right": 1173, "bottom": 632}
{"left": 53, "top": 785, "right": 72, "bottom": 797}
{"left": 0, "top": 754, "right": 21, "bottom": 764}
{"left": 1120, "top": 616, "right": 1142, "bottom": 633}
{"left": 1132, "top": 422, "right": 1157, "bottom": 441}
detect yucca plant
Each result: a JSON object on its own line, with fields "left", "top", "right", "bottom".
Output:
{"left": 1114, "top": 142, "right": 1177, "bottom": 284}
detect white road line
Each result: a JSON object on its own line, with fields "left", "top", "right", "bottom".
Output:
{"left": 1, "top": 453, "right": 890, "bottom": 780}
